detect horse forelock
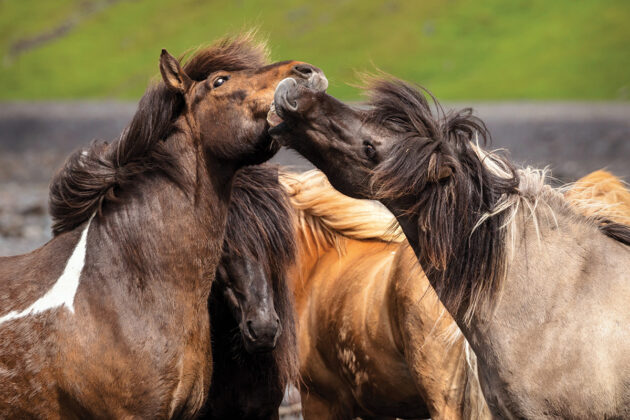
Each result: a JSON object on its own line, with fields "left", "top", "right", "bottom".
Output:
{"left": 222, "top": 164, "right": 299, "bottom": 386}
{"left": 182, "top": 32, "right": 269, "bottom": 81}
{"left": 49, "top": 33, "right": 269, "bottom": 236}
{"left": 224, "top": 164, "right": 296, "bottom": 275}
{"left": 368, "top": 79, "right": 523, "bottom": 322}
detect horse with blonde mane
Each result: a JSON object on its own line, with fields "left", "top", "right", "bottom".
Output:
{"left": 281, "top": 170, "right": 490, "bottom": 420}
{"left": 566, "top": 169, "right": 630, "bottom": 226}
{"left": 270, "top": 78, "right": 630, "bottom": 418}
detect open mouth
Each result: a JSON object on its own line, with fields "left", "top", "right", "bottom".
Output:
{"left": 267, "top": 73, "right": 328, "bottom": 136}
{"left": 266, "top": 101, "right": 288, "bottom": 136}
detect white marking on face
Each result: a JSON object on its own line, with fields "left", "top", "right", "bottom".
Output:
{"left": 0, "top": 217, "right": 93, "bottom": 325}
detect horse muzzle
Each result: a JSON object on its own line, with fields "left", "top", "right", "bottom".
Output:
{"left": 291, "top": 63, "right": 328, "bottom": 92}
{"left": 242, "top": 317, "right": 282, "bottom": 353}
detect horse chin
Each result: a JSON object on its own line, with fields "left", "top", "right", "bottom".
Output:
{"left": 241, "top": 130, "right": 281, "bottom": 165}
{"left": 267, "top": 102, "right": 289, "bottom": 138}
{"left": 242, "top": 338, "right": 277, "bottom": 354}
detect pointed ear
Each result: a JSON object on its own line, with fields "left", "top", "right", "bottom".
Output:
{"left": 428, "top": 153, "right": 453, "bottom": 182}
{"left": 437, "top": 164, "right": 452, "bottom": 181}
{"left": 159, "top": 49, "right": 192, "bottom": 94}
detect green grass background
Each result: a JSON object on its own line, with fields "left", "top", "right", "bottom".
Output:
{"left": 1, "top": 0, "right": 629, "bottom": 100}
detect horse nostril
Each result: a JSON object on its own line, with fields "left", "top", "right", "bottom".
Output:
{"left": 291, "top": 64, "right": 328, "bottom": 92}
{"left": 292, "top": 64, "right": 314, "bottom": 78}
{"left": 246, "top": 320, "right": 258, "bottom": 340}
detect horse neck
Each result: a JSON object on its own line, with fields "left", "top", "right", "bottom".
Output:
{"left": 381, "top": 203, "right": 422, "bottom": 267}
{"left": 93, "top": 132, "right": 234, "bottom": 302}
{"left": 383, "top": 191, "right": 510, "bottom": 326}
{"left": 289, "top": 222, "right": 343, "bottom": 308}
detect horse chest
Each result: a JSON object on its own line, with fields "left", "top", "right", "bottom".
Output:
{"left": 167, "top": 349, "right": 211, "bottom": 418}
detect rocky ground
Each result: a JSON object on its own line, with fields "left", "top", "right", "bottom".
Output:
{"left": 0, "top": 101, "right": 628, "bottom": 417}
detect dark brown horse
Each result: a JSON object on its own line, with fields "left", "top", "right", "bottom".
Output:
{"left": 268, "top": 78, "right": 630, "bottom": 419}
{"left": 201, "top": 164, "right": 298, "bottom": 420}
{"left": 0, "top": 35, "right": 326, "bottom": 418}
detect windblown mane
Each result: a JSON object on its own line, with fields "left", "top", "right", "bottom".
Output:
{"left": 565, "top": 170, "right": 630, "bottom": 226}
{"left": 368, "top": 79, "right": 630, "bottom": 321}
{"left": 220, "top": 163, "right": 298, "bottom": 387}
{"left": 367, "top": 78, "right": 521, "bottom": 322}
{"left": 49, "top": 33, "right": 269, "bottom": 235}
{"left": 280, "top": 169, "right": 403, "bottom": 254}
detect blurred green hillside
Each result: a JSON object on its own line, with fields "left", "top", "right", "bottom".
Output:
{"left": 1, "top": 0, "right": 629, "bottom": 100}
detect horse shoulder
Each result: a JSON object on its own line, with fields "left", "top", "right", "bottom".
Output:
{"left": 0, "top": 229, "right": 80, "bottom": 318}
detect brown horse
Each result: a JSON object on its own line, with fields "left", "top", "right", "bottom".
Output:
{"left": 0, "top": 35, "right": 326, "bottom": 418}
{"left": 201, "top": 164, "right": 298, "bottom": 420}
{"left": 269, "top": 78, "right": 630, "bottom": 418}
{"left": 281, "top": 170, "right": 489, "bottom": 420}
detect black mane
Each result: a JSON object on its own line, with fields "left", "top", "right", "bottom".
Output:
{"left": 49, "top": 35, "right": 268, "bottom": 235}
{"left": 217, "top": 163, "right": 298, "bottom": 387}
{"left": 223, "top": 164, "right": 297, "bottom": 274}
{"left": 368, "top": 79, "right": 520, "bottom": 321}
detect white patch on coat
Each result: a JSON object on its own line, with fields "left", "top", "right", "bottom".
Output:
{"left": 0, "top": 217, "right": 93, "bottom": 325}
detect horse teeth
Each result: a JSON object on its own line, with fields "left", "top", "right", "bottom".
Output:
{"left": 267, "top": 102, "right": 283, "bottom": 127}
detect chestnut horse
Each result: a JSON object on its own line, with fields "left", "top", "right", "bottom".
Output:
{"left": 0, "top": 35, "right": 326, "bottom": 418}
{"left": 269, "top": 78, "right": 630, "bottom": 418}
{"left": 566, "top": 169, "right": 630, "bottom": 226}
{"left": 201, "top": 164, "right": 298, "bottom": 420}
{"left": 281, "top": 170, "right": 490, "bottom": 420}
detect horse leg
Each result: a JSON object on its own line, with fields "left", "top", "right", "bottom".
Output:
{"left": 300, "top": 389, "right": 351, "bottom": 420}
{"left": 398, "top": 300, "right": 490, "bottom": 420}
{"left": 266, "top": 409, "right": 280, "bottom": 420}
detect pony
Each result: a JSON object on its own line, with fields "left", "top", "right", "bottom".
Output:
{"left": 269, "top": 77, "right": 630, "bottom": 418}
{"left": 0, "top": 34, "right": 326, "bottom": 418}
{"left": 201, "top": 164, "right": 298, "bottom": 420}
{"left": 281, "top": 169, "right": 490, "bottom": 420}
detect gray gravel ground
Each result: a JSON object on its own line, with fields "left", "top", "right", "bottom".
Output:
{"left": 1, "top": 100, "right": 628, "bottom": 255}
{"left": 0, "top": 101, "right": 628, "bottom": 418}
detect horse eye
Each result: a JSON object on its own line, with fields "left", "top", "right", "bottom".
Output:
{"left": 213, "top": 76, "right": 229, "bottom": 88}
{"left": 364, "top": 142, "right": 377, "bottom": 160}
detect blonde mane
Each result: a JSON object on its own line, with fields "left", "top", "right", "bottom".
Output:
{"left": 279, "top": 170, "right": 403, "bottom": 253}
{"left": 565, "top": 170, "right": 630, "bottom": 225}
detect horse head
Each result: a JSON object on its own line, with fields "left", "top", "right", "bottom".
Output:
{"left": 160, "top": 41, "right": 327, "bottom": 168}
{"left": 215, "top": 254, "right": 281, "bottom": 352}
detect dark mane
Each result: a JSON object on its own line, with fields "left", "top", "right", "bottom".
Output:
{"left": 49, "top": 34, "right": 269, "bottom": 235}
{"left": 220, "top": 163, "right": 299, "bottom": 387}
{"left": 596, "top": 220, "right": 630, "bottom": 246}
{"left": 224, "top": 165, "right": 297, "bottom": 274}
{"left": 368, "top": 79, "right": 520, "bottom": 322}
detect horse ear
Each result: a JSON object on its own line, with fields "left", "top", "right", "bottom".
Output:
{"left": 437, "top": 165, "right": 453, "bottom": 180}
{"left": 428, "top": 153, "right": 453, "bottom": 182}
{"left": 159, "top": 49, "right": 192, "bottom": 94}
